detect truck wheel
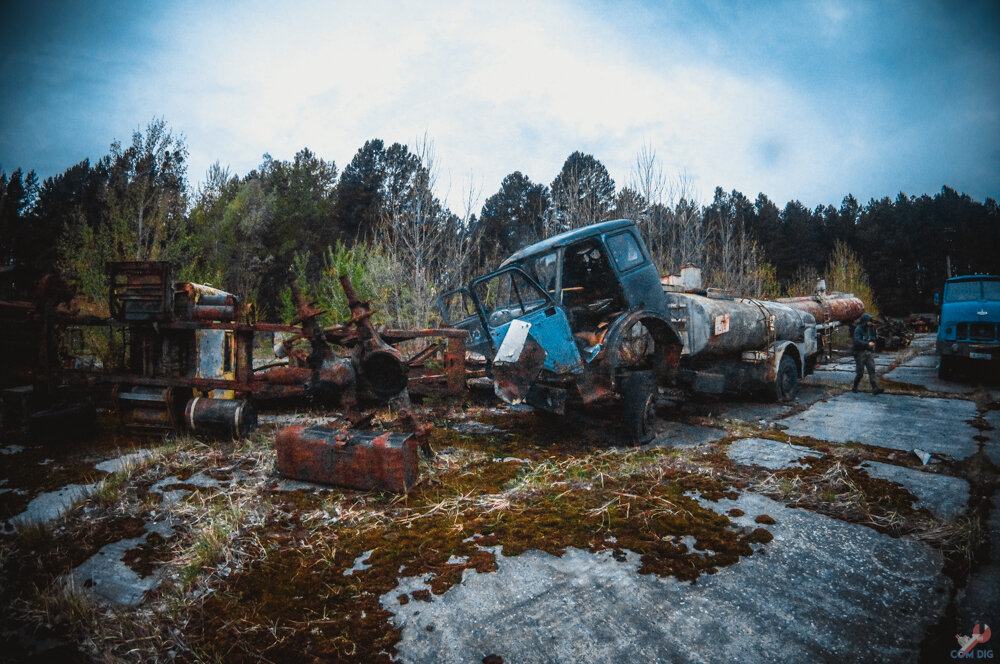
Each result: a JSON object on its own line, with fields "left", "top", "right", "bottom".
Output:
{"left": 772, "top": 355, "right": 799, "bottom": 402}
{"left": 622, "top": 370, "right": 657, "bottom": 445}
{"left": 938, "top": 356, "right": 955, "bottom": 380}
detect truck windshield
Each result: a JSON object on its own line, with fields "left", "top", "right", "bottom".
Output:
{"left": 946, "top": 280, "right": 1000, "bottom": 302}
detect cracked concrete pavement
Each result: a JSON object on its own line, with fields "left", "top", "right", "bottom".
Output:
{"left": 382, "top": 334, "right": 997, "bottom": 663}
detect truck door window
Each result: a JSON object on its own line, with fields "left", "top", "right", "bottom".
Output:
{"left": 526, "top": 252, "right": 558, "bottom": 295}
{"left": 562, "top": 241, "right": 620, "bottom": 305}
{"left": 561, "top": 240, "right": 626, "bottom": 331}
{"left": 606, "top": 231, "right": 645, "bottom": 271}
{"left": 440, "top": 289, "right": 477, "bottom": 326}
{"left": 474, "top": 270, "right": 549, "bottom": 328}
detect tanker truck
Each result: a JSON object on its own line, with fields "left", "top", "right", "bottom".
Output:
{"left": 438, "top": 219, "right": 861, "bottom": 443}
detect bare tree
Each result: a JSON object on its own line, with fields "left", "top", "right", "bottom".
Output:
{"left": 376, "top": 133, "right": 451, "bottom": 326}
{"left": 438, "top": 171, "right": 483, "bottom": 288}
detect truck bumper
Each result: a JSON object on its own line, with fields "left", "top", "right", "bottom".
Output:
{"left": 936, "top": 340, "right": 1000, "bottom": 361}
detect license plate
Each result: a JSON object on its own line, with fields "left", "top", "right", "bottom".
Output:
{"left": 969, "top": 352, "right": 992, "bottom": 360}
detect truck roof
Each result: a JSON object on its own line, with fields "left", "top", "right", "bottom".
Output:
{"left": 500, "top": 218, "right": 637, "bottom": 267}
{"left": 945, "top": 274, "right": 1000, "bottom": 283}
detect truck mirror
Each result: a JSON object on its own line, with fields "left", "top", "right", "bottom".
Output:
{"left": 933, "top": 292, "right": 940, "bottom": 307}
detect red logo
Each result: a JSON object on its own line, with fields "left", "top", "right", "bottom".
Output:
{"left": 956, "top": 624, "right": 992, "bottom": 655}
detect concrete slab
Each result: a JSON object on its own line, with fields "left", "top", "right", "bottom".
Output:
{"left": 806, "top": 369, "right": 856, "bottom": 385}
{"left": 8, "top": 482, "right": 98, "bottom": 527}
{"left": 5, "top": 450, "right": 159, "bottom": 529}
{"left": 883, "top": 365, "right": 980, "bottom": 394}
{"left": 859, "top": 461, "right": 970, "bottom": 521}
{"left": 716, "top": 386, "right": 829, "bottom": 426}
{"left": 93, "top": 450, "right": 152, "bottom": 474}
{"left": 718, "top": 403, "right": 793, "bottom": 424}
{"left": 818, "top": 362, "right": 855, "bottom": 371}
{"left": 906, "top": 355, "right": 940, "bottom": 368}
{"left": 381, "top": 493, "right": 948, "bottom": 664}
{"left": 727, "top": 438, "right": 822, "bottom": 470}
{"left": 67, "top": 520, "right": 175, "bottom": 606}
{"left": 957, "top": 494, "right": 1000, "bottom": 629}
{"left": 644, "top": 421, "right": 726, "bottom": 450}
{"left": 779, "top": 393, "right": 979, "bottom": 459}
{"left": 150, "top": 471, "right": 224, "bottom": 493}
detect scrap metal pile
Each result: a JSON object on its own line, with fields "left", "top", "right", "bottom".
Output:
{"left": 0, "top": 262, "right": 463, "bottom": 492}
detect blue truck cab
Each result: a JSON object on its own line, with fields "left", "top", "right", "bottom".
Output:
{"left": 936, "top": 275, "right": 1000, "bottom": 378}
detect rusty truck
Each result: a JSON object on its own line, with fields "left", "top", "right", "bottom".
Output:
{"left": 439, "top": 218, "right": 863, "bottom": 443}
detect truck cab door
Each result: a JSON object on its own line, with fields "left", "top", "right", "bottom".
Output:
{"left": 469, "top": 267, "right": 583, "bottom": 402}
{"left": 437, "top": 287, "right": 491, "bottom": 358}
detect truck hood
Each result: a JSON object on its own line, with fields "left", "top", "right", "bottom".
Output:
{"left": 941, "top": 301, "right": 1000, "bottom": 323}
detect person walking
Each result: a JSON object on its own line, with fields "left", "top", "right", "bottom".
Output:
{"left": 852, "top": 313, "right": 883, "bottom": 394}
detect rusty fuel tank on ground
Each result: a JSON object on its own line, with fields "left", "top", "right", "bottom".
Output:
{"left": 275, "top": 424, "right": 420, "bottom": 493}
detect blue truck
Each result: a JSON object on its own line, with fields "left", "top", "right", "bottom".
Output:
{"left": 936, "top": 275, "right": 1000, "bottom": 379}
{"left": 439, "top": 219, "right": 821, "bottom": 443}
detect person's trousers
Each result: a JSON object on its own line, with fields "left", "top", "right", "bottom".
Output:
{"left": 853, "top": 350, "right": 878, "bottom": 390}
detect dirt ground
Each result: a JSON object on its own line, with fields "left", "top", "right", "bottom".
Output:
{"left": 0, "top": 334, "right": 997, "bottom": 663}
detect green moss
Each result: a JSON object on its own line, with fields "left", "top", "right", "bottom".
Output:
{"left": 184, "top": 447, "right": 765, "bottom": 661}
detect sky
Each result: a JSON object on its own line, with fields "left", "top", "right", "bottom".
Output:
{"left": 1, "top": 0, "right": 998, "bottom": 213}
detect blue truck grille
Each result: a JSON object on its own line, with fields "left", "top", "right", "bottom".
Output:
{"left": 956, "top": 322, "right": 998, "bottom": 342}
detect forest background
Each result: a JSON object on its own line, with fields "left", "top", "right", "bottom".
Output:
{"left": 2, "top": 118, "right": 998, "bottom": 329}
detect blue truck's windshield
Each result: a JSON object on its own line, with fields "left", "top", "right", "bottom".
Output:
{"left": 946, "top": 280, "right": 1000, "bottom": 302}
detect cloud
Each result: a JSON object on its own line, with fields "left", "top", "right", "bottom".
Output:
{"left": 135, "top": 1, "right": 847, "bottom": 208}
{"left": 3, "top": 0, "right": 997, "bottom": 210}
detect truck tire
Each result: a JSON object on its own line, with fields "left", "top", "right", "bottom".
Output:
{"left": 938, "top": 355, "right": 955, "bottom": 380}
{"left": 771, "top": 355, "right": 799, "bottom": 402}
{"left": 622, "top": 370, "right": 657, "bottom": 445}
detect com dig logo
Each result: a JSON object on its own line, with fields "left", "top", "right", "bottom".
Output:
{"left": 953, "top": 624, "right": 993, "bottom": 659}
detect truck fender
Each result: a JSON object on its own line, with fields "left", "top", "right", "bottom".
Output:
{"left": 602, "top": 310, "right": 683, "bottom": 390}
{"left": 768, "top": 340, "right": 803, "bottom": 377}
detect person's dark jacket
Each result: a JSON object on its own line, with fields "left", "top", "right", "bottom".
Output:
{"left": 853, "top": 321, "right": 877, "bottom": 352}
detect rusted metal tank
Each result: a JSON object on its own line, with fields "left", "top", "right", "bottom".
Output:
{"left": 184, "top": 397, "right": 257, "bottom": 438}
{"left": 275, "top": 424, "right": 419, "bottom": 493}
{"left": 776, "top": 292, "right": 865, "bottom": 327}
{"left": 663, "top": 291, "right": 816, "bottom": 357}
{"left": 115, "top": 385, "right": 190, "bottom": 435}
{"left": 175, "top": 283, "right": 238, "bottom": 322}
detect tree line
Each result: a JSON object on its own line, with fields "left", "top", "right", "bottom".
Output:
{"left": 1, "top": 118, "right": 997, "bottom": 325}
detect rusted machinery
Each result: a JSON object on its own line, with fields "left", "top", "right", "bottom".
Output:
{"left": 1, "top": 262, "right": 470, "bottom": 442}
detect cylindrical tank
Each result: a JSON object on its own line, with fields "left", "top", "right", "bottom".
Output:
{"left": 184, "top": 397, "right": 257, "bottom": 438}
{"left": 666, "top": 292, "right": 816, "bottom": 356}
{"left": 115, "top": 385, "right": 190, "bottom": 435}
{"left": 776, "top": 292, "right": 865, "bottom": 326}
{"left": 360, "top": 349, "right": 409, "bottom": 401}
{"left": 176, "top": 283, "right": 239, "bottom": 321}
